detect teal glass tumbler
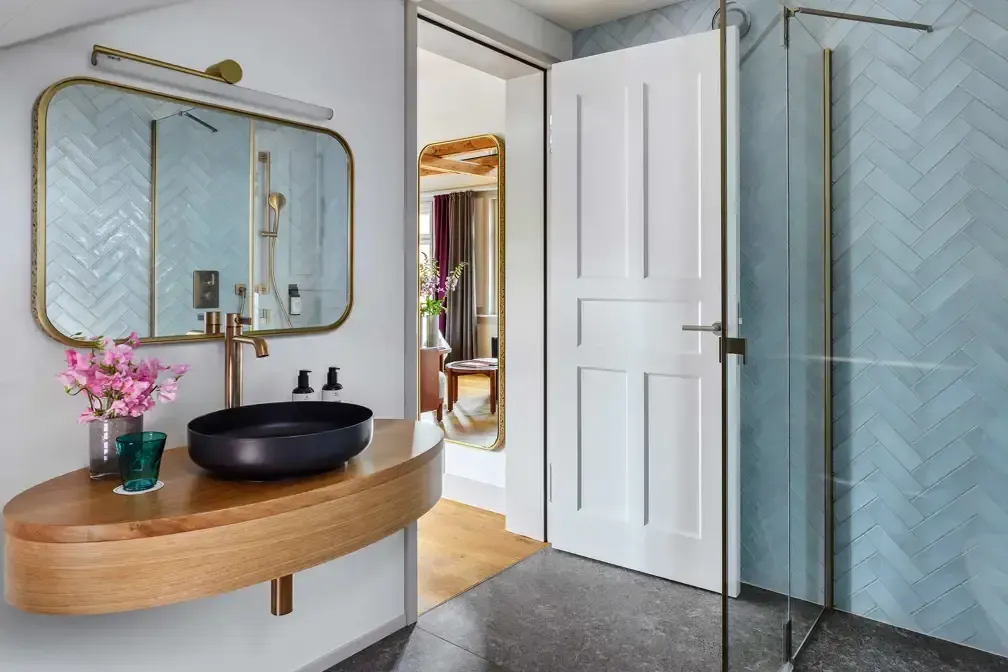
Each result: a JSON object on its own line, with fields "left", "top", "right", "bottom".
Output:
{"left": 115, "top": 431, "right": 167, "bottom": 493}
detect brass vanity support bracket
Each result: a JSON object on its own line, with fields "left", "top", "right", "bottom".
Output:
{"left": 90, "top": 45, "right": 244, "bottom": 84}
{"left": 271, "top": 575, "right": 293, "bottom": 616}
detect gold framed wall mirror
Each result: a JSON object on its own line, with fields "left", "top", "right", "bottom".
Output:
{"left": 32, "top": 77, "right": 354, "bottom": 348}
{"left": 417, "top": 135, "right": 504, "bottom": 451}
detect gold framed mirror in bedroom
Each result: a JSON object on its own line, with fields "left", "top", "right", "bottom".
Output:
{"left": 417, "top": 134, "right": 504, "bottom": 451}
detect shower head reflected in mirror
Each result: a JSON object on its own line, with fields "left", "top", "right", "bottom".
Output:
{"left": 266, "top": 192, "right": 286, "bottom": 236}
{"left": 268, "top": 192, "right": 286, "bottom": 218}
{"left": 265, "top": 191, "right": 292, "bottom": 327}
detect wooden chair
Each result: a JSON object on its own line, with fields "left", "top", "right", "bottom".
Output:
{"left": 419, "top": 347, "right": 447, "bottom": 422}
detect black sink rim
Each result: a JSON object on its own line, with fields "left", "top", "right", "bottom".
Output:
{"left": 187, "top": 401, "right": 373, "bottom": 441}
{"left": 187, "top": 401, "right": 375, "bottom": 480}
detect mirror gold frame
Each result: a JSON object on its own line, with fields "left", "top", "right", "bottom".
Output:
{"left": 31, "top": 76, "right": 355, "bottom": 348}
{"left": 417, "top": 134, "right": 504, "bottom": 451}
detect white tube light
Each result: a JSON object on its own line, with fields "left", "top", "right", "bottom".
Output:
{"left": 91, "top": 47, "right": 334, "bottom": 122}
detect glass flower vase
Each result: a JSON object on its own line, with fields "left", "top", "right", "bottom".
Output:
{"left": 422, "top": 313, "right": 440, "bottom": 348}
{"left": 89, "top": 415, "right": 144, "bottom": 480}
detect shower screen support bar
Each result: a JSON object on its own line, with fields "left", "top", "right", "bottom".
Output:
{"left": 786, "top": 6, "right": 933, "bottom": 32}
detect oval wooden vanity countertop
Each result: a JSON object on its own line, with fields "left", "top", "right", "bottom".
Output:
{"left": 5, "top": 419, "right": 444, "bottom": 544}
{"left": 3, "top": 419, "right": 444, "bottom": 616}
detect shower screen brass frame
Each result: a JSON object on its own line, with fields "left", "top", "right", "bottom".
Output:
{"left": 823, "top": 47, "right": 834, "bottom": 614}
{"left": 416, "top": 135, "right": 505, "bottom": 452}
{"left": 718, "top": 4, "right": 730, "bottom": 671}
{"left": 31, "top": 76, "right": 355, "bottom": 348}
{"left": 786, "top": 6, "right": 932, "bottom": 33}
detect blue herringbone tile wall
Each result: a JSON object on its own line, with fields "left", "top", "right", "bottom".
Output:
{"left": 737, "top": 10, "right": 791, "bottom": 600}
{"left": 574, "top": 0, "right": 1008, "bottom": 657}
{"left": 155, "top": 109, "right": 251, "bottom": 336}
{"left": 788, "top": 17, "right": 829, "bottom": 608}
{"left": 823, "top": 0, "right": 1008, "bottom": 656}
{"left": 44, "top": 85, "right": 184, "bottom": 339}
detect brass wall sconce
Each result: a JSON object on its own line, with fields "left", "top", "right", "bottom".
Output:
{"left": 90, "top": 44, "right": 334, "bottom": 120}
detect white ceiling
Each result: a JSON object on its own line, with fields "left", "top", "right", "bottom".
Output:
{"left": 512, "top": 0, "right": 685, "bottom": 31}
{"left": 0, "top": 0, "right": 186, "bottom": 49}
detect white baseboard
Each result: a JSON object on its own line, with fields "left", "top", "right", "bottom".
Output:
{"left": 442, "top": 473, "right": 506, "bottom": 514}
{"left": 295, "top": 614, "right": 406, "bottom": 672}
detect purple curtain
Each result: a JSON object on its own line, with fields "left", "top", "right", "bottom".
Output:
{"left": 445, "top": 192, "right": 477, "bottom": 362}
{"left": 432, "top": 194, "right": 451, "bottom": 334}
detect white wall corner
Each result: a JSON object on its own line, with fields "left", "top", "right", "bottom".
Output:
{"left": 415, "top": 0, "right": 572, "bottom": 65}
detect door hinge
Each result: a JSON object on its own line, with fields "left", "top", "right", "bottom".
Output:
{"left": 719, "top": 336, "right": 747, "bottom": 364}
{"left": 548, "top": 462, "right": 553, "bottom": 503}
{"left": 548, "top": 113, "right": 553, "bottom": 154}
{"left": 782, "top": 619, "right": 793, "bottom": 664}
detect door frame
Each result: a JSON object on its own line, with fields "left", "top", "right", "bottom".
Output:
{"left": 411, "top": 12, "right": 551, "bottom": 541}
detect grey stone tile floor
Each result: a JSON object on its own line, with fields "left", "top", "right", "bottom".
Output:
{"left": 328, "top": 548, "right": 1008, "bottom": 672}
{"left": 797, "top": 611, "right": 1008, "bottom": 672}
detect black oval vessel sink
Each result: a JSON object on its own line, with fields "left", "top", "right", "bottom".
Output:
{"left": 187, "top": 401, "right": 374, "bottom": 480}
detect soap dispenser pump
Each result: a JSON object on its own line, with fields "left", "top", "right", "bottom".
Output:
{"left": 322, "top": 367, "right": 343, "bottom": 402}
{"left": 292, "top": 370, "right": 314, "bottom": 401}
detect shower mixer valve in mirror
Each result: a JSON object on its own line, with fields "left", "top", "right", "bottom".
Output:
{"left": 32, "top": 78, "right": 354, "bottom": 346}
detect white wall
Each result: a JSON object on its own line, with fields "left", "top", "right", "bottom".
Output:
{"left": 0, "top": 0, "right": 184, "bottom": 49}
{"left": 0, "top": 1, "right": 409, "bottom": 670}
{"left": 417, "top": 46, "right": 507, "bottom": 511}
{"left": 418, "top": 49, "right": 505, "bottom": 148}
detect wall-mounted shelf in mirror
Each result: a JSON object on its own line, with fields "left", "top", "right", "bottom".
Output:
{"left": 32, "top": 77, "right": 354, "bottom": 347}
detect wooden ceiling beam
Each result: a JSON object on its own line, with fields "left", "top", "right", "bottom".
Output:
{"left": 464, "top": 155, "right": 499, "bottom": 168}
{"left": 424, "top": 137, "right": 498, "bottom": 158}
{"left": 420, "top": 155, "right": 495, "bottom": 177}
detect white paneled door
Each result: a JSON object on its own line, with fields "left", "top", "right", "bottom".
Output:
{"left": 547, "top": 29, "right": 740, "bottom": 595}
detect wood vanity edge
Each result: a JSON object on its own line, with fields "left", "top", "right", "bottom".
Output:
{"left": 4, "top": 420, "right": 443, "bottom": 544}
{"left": 3, "top": 422, "right": 444, "bottom": 615}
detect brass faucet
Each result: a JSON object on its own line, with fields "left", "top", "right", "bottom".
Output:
{"left": 202, "top": 311, "right": 285, "bottom": 614}
{"left": 204, "top": 312, "right": 269, "bottom": 409}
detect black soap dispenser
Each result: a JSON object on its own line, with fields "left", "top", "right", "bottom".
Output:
{"left": 292, "top": 370, "right": 314, "bottom": 401}
{"left": 322, "top": 367, "right": 343, "bottom": 402}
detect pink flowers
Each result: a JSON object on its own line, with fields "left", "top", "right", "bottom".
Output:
{"left": 58, "top": 332, "right": 189, "bottom": 423}
{"left": 419, "top": 254, "right": 467, "bottom": 318}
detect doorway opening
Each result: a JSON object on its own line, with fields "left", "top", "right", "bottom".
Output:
{"left": 414, "top": 16, "right": 547, "bottom": 614}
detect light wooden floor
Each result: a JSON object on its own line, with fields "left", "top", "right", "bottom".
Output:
{"left": 417, "top": 499, "right": 547, "bottom": 613}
